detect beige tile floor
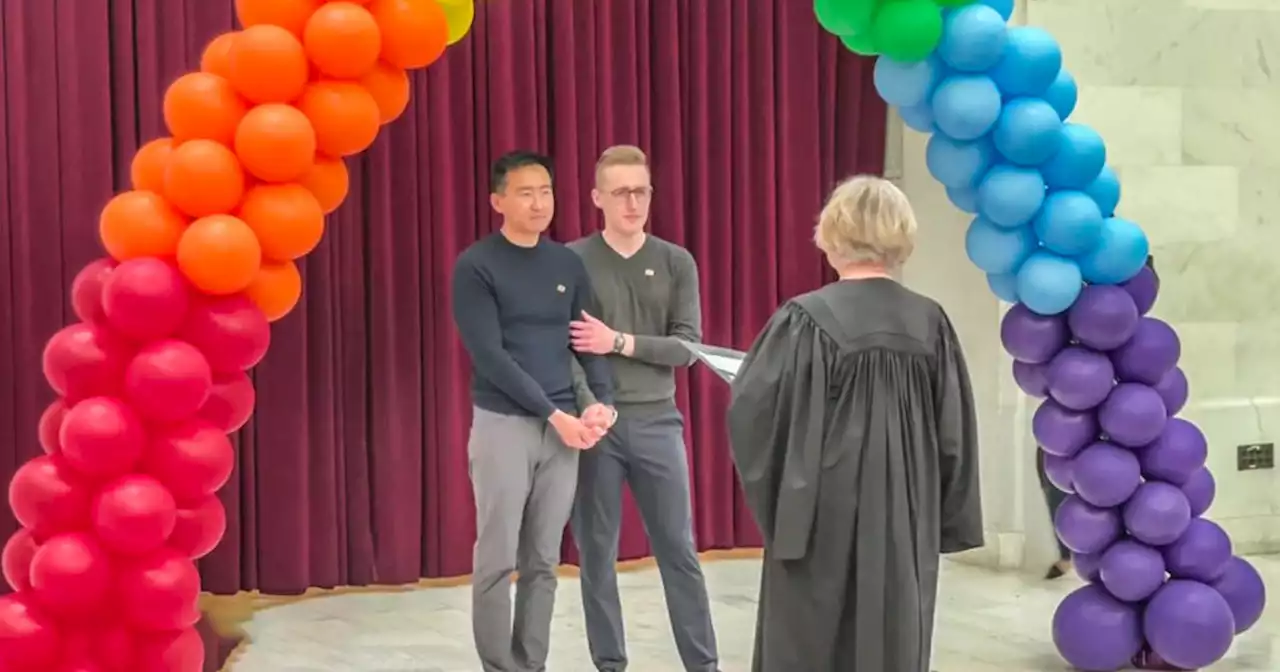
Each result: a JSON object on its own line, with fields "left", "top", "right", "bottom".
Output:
{"left": 229, "top": 555, "right": 1277, "bottom": 671}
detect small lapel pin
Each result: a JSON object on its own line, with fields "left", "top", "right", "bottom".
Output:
{"left": 556, "top": 284, "right": 566, "bottom": 293}
{"left": 644, "top": 269, "right": 655, "bottom": 276}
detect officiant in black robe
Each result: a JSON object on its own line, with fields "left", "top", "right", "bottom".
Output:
{"left": 727, "top": 175, "right": 984, "bottom": 672}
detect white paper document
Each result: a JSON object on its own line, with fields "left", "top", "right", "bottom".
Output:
{"left": 681, "top": 342, "right": 747, "bottom": 383}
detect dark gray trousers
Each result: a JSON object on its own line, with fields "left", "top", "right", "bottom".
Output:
{"left": 571, "top": 403, "right": 719, "bottom": 672}
{"left": 469, "top": 407, "right": 580, "bottom": 672}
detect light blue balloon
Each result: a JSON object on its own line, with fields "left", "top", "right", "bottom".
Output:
{"left": 938, "top": 5, "right": 1008, "bottom": 73}
{"left": 926, "top": 134, "right": 996, "bottom": 189}
{"left": 993, "top": 98, "right": 1064, "bottom": 166}
{"left": 978, "top": 0, "right": 1015, "bottom": 21}
{"left": 1016, "top": 251, "right": 1084, "bottom": 316}
{"left": 1084, "top": 165, "right": 1122, "bottom": 216}
{"left": 1043, "top": 70, "right": 1078, "bottom": 120}
{"left": 899, "top": 103, "right": 937, "bottom": 133}
{"left": 990, "top": 27, "right": 1063, "bottom": 97}
{"left": 875, "top": 56, "right": 944, "bottom": 108}
{"left": 931, "top": 74, "right": 1003, "bottom": 141}
{"left": 947, "top": 185, "right": 979, "bottom": 213}
{"left": 1078, "top": 217, "right": 1150, "bottom": 285}
{"left": 1041, "top": 124, "right": 1107, "bottom": 190}
{"left": 987, "top": 273, "right": 1019, "bottom": 302}
{"left": 1033, "top": 191, "right": 1104, "bottom": 256}
{"left": 977, "top": 164, "right": 1046, "bottom": 228}
{"left": 965, "top": 216, "right": 1038, "bottom": 275}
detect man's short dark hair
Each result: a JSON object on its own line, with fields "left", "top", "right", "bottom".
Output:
{"left": 490, "top": 150, "right": 554, "bottom": 194}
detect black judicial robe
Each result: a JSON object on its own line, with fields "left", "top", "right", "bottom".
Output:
{"left": 727, "top": 279, "right": 984, "bottom": 672}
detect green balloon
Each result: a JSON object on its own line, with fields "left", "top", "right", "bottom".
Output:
{"left": 934, "top": 0, "right": 976, "bottom": 6}
{"left": 839, "top": 31, "right": 879, "bottom": 57}
{"left": 871, "top": 0, "right": 944, "bottom": 62}
{"left": 815, "top": 0, "right": 879, "bottom": 37}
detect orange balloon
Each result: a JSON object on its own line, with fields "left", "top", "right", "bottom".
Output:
{"left": 201, "top": 32, "right": 239, "bottom": 79}
{"left": 237, "top": 184, "right": 326, "bottom": 261}
{"left": 246, "top": 260, "right": 303, "bottom": 322}
{"left": 177, "top": 215, "right": 263, "bottom": 295}
{"left": 304, "top": 3, "right": 382, "bottom": 79}
{"left": 360, "top": 61, "right": 410, "bottom": 124}
{"left": 131, "top": 138, "right": 175, "bottom": 193}
{"left": 99, "top": 191, "right": 188, "bottom": 262}
{"left": 234, "top": 104, "right": 317, "bottom": 183}
{"left": 234, "top": 0, "right": 321, "bottom": 37}
{"left": 297, "top": 81, "right": 381, "bottom": 157}
{"left": 299, "top": 156, "right": 350, "bottom": 214}
{"left": 227, "top": 25, "right": 310, "bottom": 104}
{"left": 162, "top": 72, "right": 248, "bottom": 145}
{"left": 368, "top": 0, "right": 448, "bottom": 70}
{"left": 325, "top": 0, "right": 371, "bottom": 4}
{"left": 164, "top": 139, "right": 247, "bottom": 218}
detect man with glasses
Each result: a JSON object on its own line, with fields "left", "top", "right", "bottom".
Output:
{"left": 566, "top": 145, "right": 719, "bottom": 671}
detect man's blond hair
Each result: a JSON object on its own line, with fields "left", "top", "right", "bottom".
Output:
{"left": 595, "top": 145, "right": 649, "bottom": 187}
{"left": 813, "top": 175, "right": 918, "bottom": 269}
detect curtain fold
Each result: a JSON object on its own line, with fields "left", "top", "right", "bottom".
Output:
{"left": 0, "top": 0, "right": 885, "bottom": 596}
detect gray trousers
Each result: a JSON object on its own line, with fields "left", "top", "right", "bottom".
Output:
{"left": 571, "top": 403, "right": 719, "bottom": 672}
{"left": 469, "top": 406, "right": 579, "bottom": 672}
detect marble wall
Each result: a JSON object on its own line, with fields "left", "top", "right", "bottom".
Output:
{"left": 894, "top": 0, "right": 1280, "bottom": 570}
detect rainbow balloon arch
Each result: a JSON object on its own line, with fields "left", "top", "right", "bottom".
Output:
{"left": 0, "top": 0, "right": 1265, "bottom": 669}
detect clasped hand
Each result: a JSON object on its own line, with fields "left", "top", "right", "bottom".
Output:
{"left": 549, "top": 404, "right": 616, "bottom": 450}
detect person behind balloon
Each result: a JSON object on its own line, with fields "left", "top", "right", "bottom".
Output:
{"left": 450, "top": 150, "right": 616, "bottom": 672}
{"left": 727, "top": 175, "right": 984, "bottom": 672}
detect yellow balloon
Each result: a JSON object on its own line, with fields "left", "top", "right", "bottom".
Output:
{"left": 442, "top": 0, "right": 475, "bottom": 45}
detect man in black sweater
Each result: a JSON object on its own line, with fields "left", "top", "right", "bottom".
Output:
{"left": 451, "top": 150, "right": 617, "bottom": 672}
{"left": 569, "top": 146, "right": 720, "bottom": 671}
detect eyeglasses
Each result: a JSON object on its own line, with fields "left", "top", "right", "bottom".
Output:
{"left": 609, "top": 187, "right": 653, "bottom": 201}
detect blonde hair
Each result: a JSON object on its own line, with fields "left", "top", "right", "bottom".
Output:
{"left": 595, "top": 145, "right": 648, "bottom": 186}
{"left": 813, "top": 175, "right": 918, "bottom": 269}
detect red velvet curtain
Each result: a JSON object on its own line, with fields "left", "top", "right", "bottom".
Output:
{"left": 0, "top": 0, "right": 885, "bottom": 596}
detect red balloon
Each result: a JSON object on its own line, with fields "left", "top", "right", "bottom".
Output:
{"left": 198, "top": 370, "right": 255, "bottom": 433}
{"left": 123, "top": 340, "right": 213, "bottom": 423}
{"left": 70, "top": 258, "right": 117, "bottom": 326}
{"left": 0, "top": 593, "right": 62, "bottom": 670}
{"left": 38, "top": 399, "right": 68, "bottom": 455}
{"left": 42, "top": 323, "right": 132, "bottom": 403}
{"left": 2, "top": 529, "right": 39, "bottom": 592}
{"left": 144, "top": 421, "right": 235, "bottom": 503}
{"left": 178, "top": 294, "right": 270, "bottom": 372}
{"left": 8, "top": 456, "right": 93, "bottom": 539}
{"left": 91, "top": 475, "right": 177, "bottom": 556}
{"left": 117, "top": 549, "right": 201, "bottom": 632}
{"left": 135, "top": 626, "right": 204, "bottom": 672}
{"left": 62, "top": 625, "right": 137, "bottom": 672}
{"left": 29, "top": 532, "right": 113, "bottom": 617}
{"left": 102, "top": 258, "right": 192, "bottom": 341}
{"left": 169, "top": 495, "right": 227, "bottom": 560}
{"left": 59, "top": 397, "right": 146, "bottom": 480}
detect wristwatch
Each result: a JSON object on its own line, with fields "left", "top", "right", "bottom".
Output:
{"left": 611, "top": 332, "right": 626, "bottom": 354}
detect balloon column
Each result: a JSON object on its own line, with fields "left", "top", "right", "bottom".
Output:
{"left": 0, "top": 1, "right": 474, "bottom": 670}
{"left": 817, "top": 0, "right": 1267, "bottom": 669}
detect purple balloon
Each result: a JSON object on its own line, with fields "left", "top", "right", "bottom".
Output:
{"left": 1013, "top": 360, "right": 1050, "bottom": 397}
{"left": 1112, "top": 318, "right": 1181, "bottom": 385}
{"left": 1180, "top": 467, "right": 1216, "bottom": 518}
{"left": 1001, "top": 303, "right": 1069, "bottom": 364}
{"left": 1139, "top": 419, "right": 1207, "bottom": 486}
{"left": 1056, "top": 494, "right": 1124, "bottom": 554}
{"left": 1152, "top": 367, "right": 1189, "bottom": 416}
{"left": 1100, "top": 539, "right": 1167, "bottom": 602}
{"left": 1068, "top": 284, "right": 1140, "bottom": 351}
{"left": 1047, "top": 346, "right": 1116, "bottom": 411}
{"left": 1122, "top": 265, "right": 1159, "bottom": 315}
{"left": 1210, "top": 555, "right": 1267, "bottom": 634}
{"left": 1144, "top": 580, "right": 1235, "bottom": 669}
{"left": 1053, "top": 584, "right": 1144, "bottom": 672}
{"left": 1072, "top": 442, "right": 1141, "bottom": 507}
{"left": 1043, "top": 451, "right": 1075, "bottom": 493}
{"left": 1099, "top": 383, "right": 1167, "bottom": 448}
{"left": 1163, "top": 518, "right": 1232, "bottom": 583}
{"left": 1034, "top": 398, "right": 1100, "bottom": 457}
{"left": 1123, "top": 481, "right": 1191, "bottom": 546}
{"left": 1074, "top": 550, "right": 1103, "bottom": 582}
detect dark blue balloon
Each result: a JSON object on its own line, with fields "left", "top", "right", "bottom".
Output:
{"left": 978, "top": 0, "right": 1015, "bottom": 21}
{"left": 1042, "top": 124, "right": 1107, "bottom": 190}
{"left": 932, "top": 74, "right": 1003, "bottom": 141}
{"left": 947, "top": 185, "right": 979, "bottom": 213}
{"left": 1084, "top": 165, "right": 1122, "bottom": 216}
{"left": 994, "top": 98, "right": 1064, "bottom": 166}
{"left": 966, "top": 216, "right": 1038, "bottom": 275}
{"left": 1078, "top": 217, "right": 1150, "bottom": 285}
{"left": 1033, "top": 191, "right": 1104, "bottom": 256}
{"left": 875, "top": 56, "right": 943, "bottom": 108}
{"left": 926, "top": 134, "right": 996, "bottom": 189}
{"left": 899, "top": 103, "right": 937, "bottom": 133}
{"left": 990, "top": 27, "right": 1063, "bottom": 97}
{"left": 977, "top": 164, "right": 1046, "bottom": 227}
{"left": 938, "top": 5, "right": 1008, "bottom": 72}
{"left": 1043, "top": 69, "right": 1079, "bottom": 120}
{"left": 988, "top": 273, "right": 1019, "bottom": 302}
{"left": 1017, "top": 251, "right": 1084, "bottom": 316}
